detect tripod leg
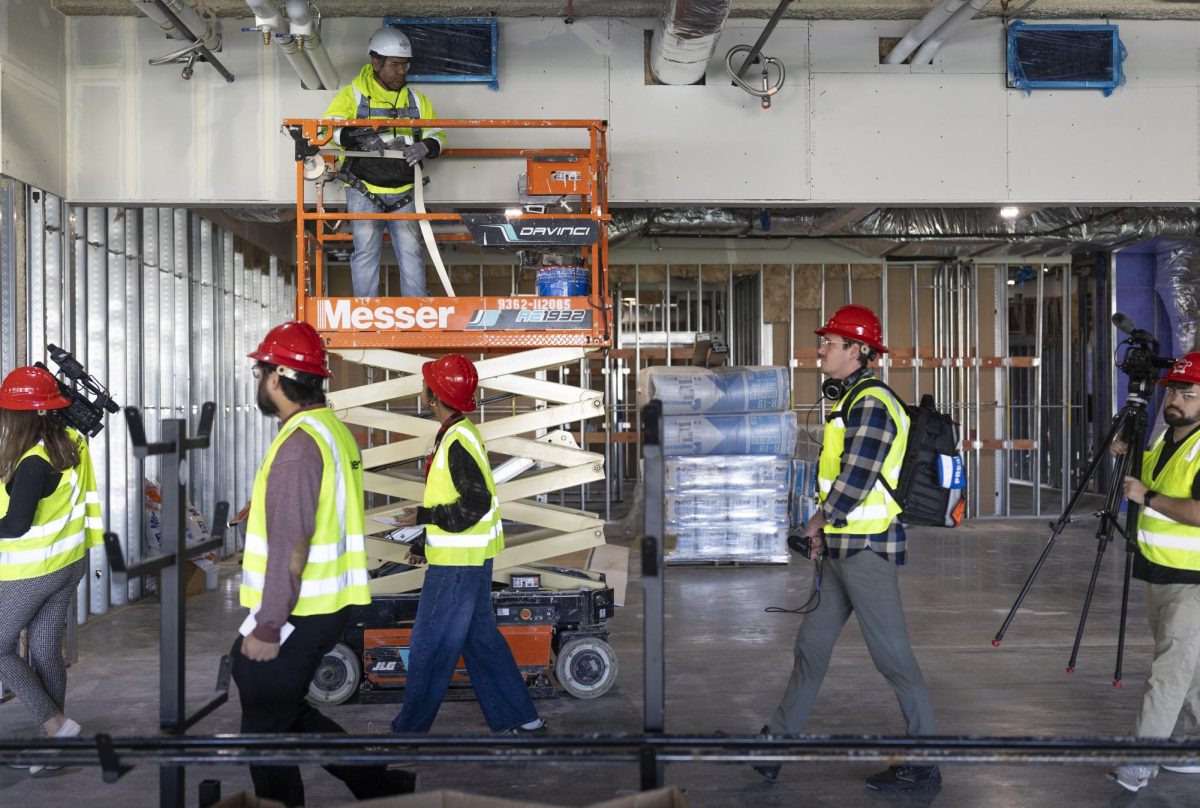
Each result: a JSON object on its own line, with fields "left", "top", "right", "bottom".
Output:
{"left": 1115, "top": 547, "right": 1135, "bottom": 686}
{"left": 1115, "top": 408, "right": 1148, "bottom": 686}
{"left": 994, "top": 407, "right": 1134, "bottom": 646}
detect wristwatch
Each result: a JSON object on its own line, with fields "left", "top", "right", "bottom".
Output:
{"left": 1143, "top": 490, "right": 1158, "bottom": 510}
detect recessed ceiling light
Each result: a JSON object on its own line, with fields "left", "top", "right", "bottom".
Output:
{"left": 1000, "top": 206, "right": 1020, "bottom": 219}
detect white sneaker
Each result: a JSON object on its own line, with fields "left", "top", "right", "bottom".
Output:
{"left": 1162, "top": 764, "right": 1200, "bottom": 774}
{"left": 30, "top": 718, "right": 81, "bottom": 775}
{"left": 1108, "top": 764, "right": 1157, "bottom": 792}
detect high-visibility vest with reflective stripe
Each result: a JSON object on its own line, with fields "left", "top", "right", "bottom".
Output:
{"left": 1137, "top": 427, "right": 1200, "bottom": 571}
{"left": 818, "top": 382, "right": 909, "bottom": 536}
{"left": 323, "top": 65, "right": 446, "bottom": 195}
{"left": 424, "top": 418, "right": 503, "bottom": 567}
{"left": 240, "top": 408, "right": 371, "bottom": 615}
{"left": 0, "top": 429, "right": 103, "bottom": 581}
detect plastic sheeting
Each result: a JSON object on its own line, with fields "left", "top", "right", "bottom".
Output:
{"left": 639, "top": 366, "right": 790, "bottom": 414}
{"left": 650, "top": 0, "right": 733, "bottom": 85}
{"left": 1007, "top": 22, "right": 1126, "bottom": 96}
{"left": 1154, "top": 242, "right": 1200, "bottom": 355}
{"left": 609, "top": 205, "right": 1200, "bottom": 256}
{"left": 660, "top": 411, "right": 799, "bottom": 455}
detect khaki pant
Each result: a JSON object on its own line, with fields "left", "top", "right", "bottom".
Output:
{"left": 1134, "top": 582, "right": 1200, "bottom": 738}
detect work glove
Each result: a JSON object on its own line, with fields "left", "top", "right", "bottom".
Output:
{"left": 402, "top": 140, "right": 429, "bottom": 166}
{"left": 340, "top": 126, "right": 386, "bottom": 155}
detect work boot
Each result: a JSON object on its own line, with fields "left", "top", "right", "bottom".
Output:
{"left": 497, "top": 718, "right": 549, "bottom": 736}
{"left": 1108, "top": 764, "right": 1157, "bottom": 793}
{"left": 347, "top": 765, "right": 418, "bottom": 798}
{"left": 1162, "top": 763, "right": 1200, "bottom": 774}
{"left": 865, "top": 764, "right": 942, "bottom": 792}
{"left": 751, "top": 724, "right": 781, "bottom": 783}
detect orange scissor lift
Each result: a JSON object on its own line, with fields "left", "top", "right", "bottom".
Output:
{"left": 284, "top": 117, "right": 618, "bottom": 702}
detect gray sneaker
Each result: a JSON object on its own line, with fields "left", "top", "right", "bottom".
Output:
{"left": 1108, "top": 764, "right": 1157, "bottom": 792}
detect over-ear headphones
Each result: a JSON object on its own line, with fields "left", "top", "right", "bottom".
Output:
{"left": 823, "top": 378, "right": 848, "bottom": 400}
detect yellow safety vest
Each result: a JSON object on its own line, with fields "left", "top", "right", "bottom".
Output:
{"left": 240, "top": 408, "right": 371, "bottom": 615}
{"left": 0, "top": 429, "right": 103, "bottom": 581}
{"left": 818, "top": 382, "right": 909, "bottom": 536}
{"left": 324, "top": 65, "right": 446, "bottom": 195}
{"left": 424, "top": 418, "right": 503, "bottom": 567}
{"left": 1137, "top": 427, "right": 1200, "bottom": 571}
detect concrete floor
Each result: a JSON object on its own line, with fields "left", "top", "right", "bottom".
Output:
{"left": 1, "top": 515, "right": 1197, "bottom": 806}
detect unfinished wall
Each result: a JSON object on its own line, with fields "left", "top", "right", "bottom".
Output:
{"left": 0, "top": 0, "right": 67, "bottom": 195}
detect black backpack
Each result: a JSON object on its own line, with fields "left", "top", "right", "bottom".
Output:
{"left": 843, "top": 379, "right": 966, "bottom": 527}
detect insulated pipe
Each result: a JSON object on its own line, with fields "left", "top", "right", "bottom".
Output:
{"left": 278, "top": 33, "right": 321, "bottom": 90}
{"left": 649, "top": 0, "right": 734, "bottom": 85}
{"left": 911, "top": 0, "right": 994, "bottom": 65}
{"left": 882, "top": 0, "right": 966, "bottom": 64}
{"left": 243, "top": 0, "right": 283, "bottom": 45}
{"left": 132, "top": 0, "right": 214, "bottom": 46}
{"left": 285, "top": 0, "right": 339, "bottom": 89}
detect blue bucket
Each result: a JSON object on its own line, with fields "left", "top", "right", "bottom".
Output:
{"left": 536, "top": 267, "right": 590, "bottom": 296}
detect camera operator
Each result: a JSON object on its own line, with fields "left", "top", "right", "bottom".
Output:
{"left": 753, "top": 305, "right": 940, "bottom": 793}
{"left": 1109, "top": 353, "right": 1200, "bottom": 792}
{"left": 0, "top": 366, "right": 103, "bottom": 771}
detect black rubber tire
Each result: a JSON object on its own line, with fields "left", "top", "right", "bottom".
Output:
{"left": 554, "top": 637, "right": 618, "bottom": 699}
{"left": 307, "top": 642, "right": 361, "bottom": 706}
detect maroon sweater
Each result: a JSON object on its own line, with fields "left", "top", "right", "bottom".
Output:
{"left": 251, "top": 406, "right": 326, "bottom": 643}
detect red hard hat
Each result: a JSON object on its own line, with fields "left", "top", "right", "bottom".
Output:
{"left": 422, "top": 355, "right": 478, "bottom": 412}
{"left": 815, "top": 304, "right": 888, "bottom": 354}
{"left": 248, "top": 321, "right": 331, "bottom": 378}
{"left": 0, "top": 366, "right": 70, "bottom": 410}
{"left": 1160, "top": 352, "right": 1200, "bottom": 386}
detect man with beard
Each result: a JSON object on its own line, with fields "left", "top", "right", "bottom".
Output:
{"left": 1110, "top": 352, "right": 1200, "bottom": 792}
{"left": 325, "top": 26, "right": 445, "bottom": 297}
{"left": 232, "top": 321, "right": 416, "bottom": 806}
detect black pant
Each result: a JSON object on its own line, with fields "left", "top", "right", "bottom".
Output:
{"left": 231, "top": 608, "right": 412, "bottom": 806}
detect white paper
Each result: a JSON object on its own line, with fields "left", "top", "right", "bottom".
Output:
{"left": 239, "top": 606, "right": 295, "bottom": 645}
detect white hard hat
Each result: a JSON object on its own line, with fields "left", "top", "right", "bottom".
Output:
{"left": 369, "top": 27, "right": 412, "bottom": 59}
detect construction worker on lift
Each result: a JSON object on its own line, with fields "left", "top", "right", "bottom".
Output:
{"left": 233, "top": 321, "right": 416, "bottom": 806}
{"left": 0, "top": 366, "right": 102, "bottom": 774}
{"left": 325, "top": 25, "right": 446, "bottom": 299}
{"left": 754, "top": 304, "right": 941, "bottom": 793}
{"left": 388, "top": 354, "right": 547, "bottom": 736}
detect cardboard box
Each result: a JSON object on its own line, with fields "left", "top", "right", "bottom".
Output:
{"left": 543, "top": 544, "right": 630, "bottom": 607}
{"left": 185, "top": 561, "right": 207, "bottom": 597}
{"left": 586, "top": 544, "right": 629, "bottom": 607}
{"left": 346, "top": 787, "right": 686, "bottom": 808}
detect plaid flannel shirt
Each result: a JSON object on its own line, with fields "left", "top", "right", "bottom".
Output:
{"left": 821, "top": 368, "right": 907, "bottom": 565}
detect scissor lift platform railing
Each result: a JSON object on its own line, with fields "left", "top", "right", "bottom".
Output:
{"left": 284, "top": 117, "right": 611, "bottom": 351}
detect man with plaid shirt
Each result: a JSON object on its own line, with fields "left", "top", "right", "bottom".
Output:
{"left": 754, "top": 304, "right": 940, "bottom": 793}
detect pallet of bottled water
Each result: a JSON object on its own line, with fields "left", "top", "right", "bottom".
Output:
{"left": 662, "top": 455, "right": 791, "bottom": 564}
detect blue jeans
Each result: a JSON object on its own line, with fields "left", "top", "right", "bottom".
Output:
{"left": 345, "top": 186, "right": 426, "bottom": 297}
{"left": 391, "top": 559, "right": 538, "bottom": 733}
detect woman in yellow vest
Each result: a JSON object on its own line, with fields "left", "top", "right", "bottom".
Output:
{"left": 0, "top": 366, "right": 103, "bottom": 772}
{"left": 1110, "top": 352, "right": 1200, "bottom": 792}
{"left": 234, "top": 322, "right": 415, "bottom": 806}
{"left": 389, "top": 354, "right": 545, "bottom": 735}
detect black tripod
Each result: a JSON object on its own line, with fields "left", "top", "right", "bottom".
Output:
{"left": 993, "top": 371, "right": 1157, "bottom": 686}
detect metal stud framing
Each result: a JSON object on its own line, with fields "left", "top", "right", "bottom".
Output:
{"left": 1, "top": 184, "right": 292, "bottom": 623}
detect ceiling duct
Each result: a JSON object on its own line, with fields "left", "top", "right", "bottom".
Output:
{"left": 910, "top": 0, "right": 993, "bottom": 64}
{"left": 883, "top": 0, "right": 966, "bottom": 64}
{"left": 609, "top": 205, "right": 1200, "bottom": 256}
{"left": 649, "top": 0, "right": 734, "bottom": 85}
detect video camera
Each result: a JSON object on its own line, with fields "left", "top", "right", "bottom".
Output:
{"left": 35, "top": 344, "right": 120, "bottom": 437}
{"left": 1112, "top": 312, "right": 1174, "bottom": 387}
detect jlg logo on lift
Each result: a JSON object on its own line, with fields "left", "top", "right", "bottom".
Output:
{"left": 316, "top": 300, "right": 455, "bottom": 331}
